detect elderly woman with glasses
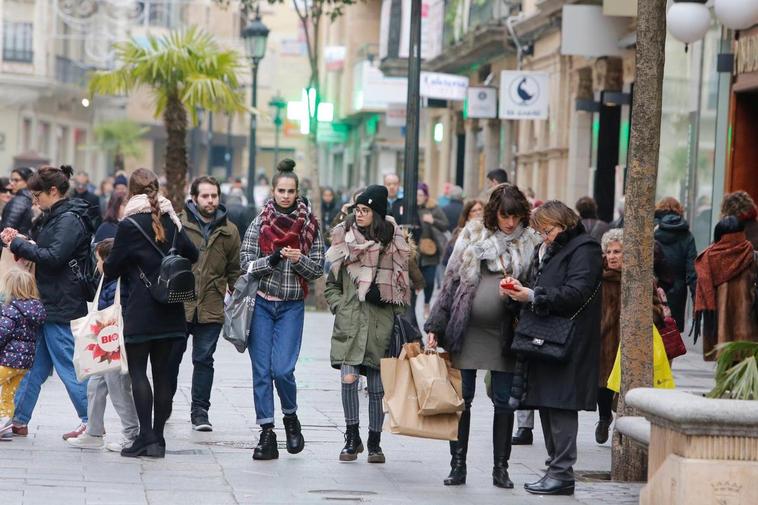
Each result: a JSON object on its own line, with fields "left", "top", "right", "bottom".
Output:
{"left": 502, "top": 201, "right": 602, "bottom": 496}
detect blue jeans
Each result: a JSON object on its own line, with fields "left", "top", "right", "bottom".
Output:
{"left": 249, "top": 296, "right": 304, "bottom": 425}
{"left": 460, "top": 369, "right": 514, "bottom": 415}
{"left": 13, "top": 323, "right": 89, "bottom": 424}
{"left": 188, "top": 322, "right": 223, "bottom": 413}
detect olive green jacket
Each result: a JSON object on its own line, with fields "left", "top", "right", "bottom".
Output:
{"left": 325, "top": 265, "right": 406, "bottom": 371}
{"left": 181, "top": 205, "right": 241, "bottom": 324}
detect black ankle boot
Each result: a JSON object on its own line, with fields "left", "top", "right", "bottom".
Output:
{"left": 444, "top": 408, "right": 470, "bottom": 486}
{"left": 253, "top": 426, "right": 279, "bottom": 460}
{"left": 339, "top": 424, "right": 363, "bottom": 461}
{"left": 512, "top": 427, "right": 533, "bottom": 445}
{"left": 282, "top": 414, "right": 305, "bottom": 454}
{"left": 367, "top": 430, "right": 385, "bottom": 464}
{"left": 492, "top": 412, "right": 514, "bottom": 489}
{"left": 121, "top": 434, "right": 160, "bottom": 458}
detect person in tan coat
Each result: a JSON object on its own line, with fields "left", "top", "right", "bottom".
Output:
{"left": 695, "top": 215, "right": 758, "bottom": 360}
{"left": 598, "top": 229, "right": 664, "bottom": 445}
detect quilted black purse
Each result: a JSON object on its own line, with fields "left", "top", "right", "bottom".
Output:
{"left": 511, "top": 283, "right": 600, "bottom": 363}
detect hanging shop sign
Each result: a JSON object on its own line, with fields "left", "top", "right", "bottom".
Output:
{"left": 465, "top": 87, "right": 498, "bottom": 119}
{"left": 324, "top": 46, "right": 346, "bottom": 72}
{"left": 386, "top": 103, "right": 407, "bottom": 127}
{"left": 499, "top": 71, "right": 550, "bottom": 120}
{"left": 419, "top": 71, "right": 468, "bottom": 101}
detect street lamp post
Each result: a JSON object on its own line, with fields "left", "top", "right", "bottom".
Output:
{"left": 242, "top": 12, "right": 270, "bottom": 206}
{"left": 269, "top": 94, "right": 287, "bottom": 167}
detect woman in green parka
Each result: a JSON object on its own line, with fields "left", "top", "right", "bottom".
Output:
{"left": 325, "top": 185, "right": 411, "bottom": 464}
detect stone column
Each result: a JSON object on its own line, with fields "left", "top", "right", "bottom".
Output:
{"left": 463, "top": 119, "right": 480, "bottom": 198}
{"left": 483, "top": 119, "right": 500, "bottom": 174}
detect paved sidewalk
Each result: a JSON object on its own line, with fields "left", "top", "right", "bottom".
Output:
{"left": 0, "top": 311, "right": 714, "bottom": 505}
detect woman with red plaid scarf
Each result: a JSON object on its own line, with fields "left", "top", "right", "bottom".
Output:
{"left": 240, "top": 159, "right": 324, "bottom": 461}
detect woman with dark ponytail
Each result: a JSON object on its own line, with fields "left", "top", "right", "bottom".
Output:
{"left": 104, "top": 168, "right": 198, "bottom": 458}
{"left": 240, "top": 159, "right": 325, "bottom": 461}
{"left": 1, "top": 165, "right": 93, "bottom": 439}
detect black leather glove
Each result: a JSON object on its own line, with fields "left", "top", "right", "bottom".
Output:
{"left": 365, "top": 283, "right": 384, "bottom": 306}
{"left": 268, "top": 247, "right": 283, "bottom": 267}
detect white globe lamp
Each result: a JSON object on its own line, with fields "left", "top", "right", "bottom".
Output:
{"left": 667, "top": 0, "right": 712, "bottom": 47}
{"left": 714, "top": 0, "right": 758, "bottom": 30}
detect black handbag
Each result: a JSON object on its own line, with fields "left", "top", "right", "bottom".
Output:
{"left": 126, "top": 218, "right": 196, "bottom": 304}
{"left": 386, "top": 313, "right": 423, "bottom": 358}
{"left": 511, "top": 283, "right": 600, "bottom": 363}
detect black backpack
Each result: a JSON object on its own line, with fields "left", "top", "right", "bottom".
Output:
{"left": 126, "top": 217, "right": 196, "bottom": 304}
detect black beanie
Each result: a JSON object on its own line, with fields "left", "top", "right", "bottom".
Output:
{"left": 355, "top": 185, "right": 389, "bottom": 219}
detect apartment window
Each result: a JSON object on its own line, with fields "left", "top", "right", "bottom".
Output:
{"left": 3, "top": 21, "right": 33, "bottom": 63}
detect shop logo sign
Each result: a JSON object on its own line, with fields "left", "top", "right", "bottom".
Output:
{"left": 499, "top": 71, "right": 550, "bottom": 120}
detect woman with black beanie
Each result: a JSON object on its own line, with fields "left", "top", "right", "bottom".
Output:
{"left": 325, "top": 184, "right": 411, "bottom": 463}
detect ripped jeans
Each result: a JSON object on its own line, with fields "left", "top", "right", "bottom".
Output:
{"left": 340, "top": 364, "right": 384, "bottom": 432}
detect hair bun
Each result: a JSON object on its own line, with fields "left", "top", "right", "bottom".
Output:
{"left": 59, "top": 165, "right": 74, "bottom": 178}
{"left": 277, "top": 159, "right": 296, "bottom": 173}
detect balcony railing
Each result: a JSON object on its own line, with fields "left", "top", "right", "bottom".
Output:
{"left": 443, "top": 0, "right": 513, "bottom": 49}
{"left": 3, "top": 48, "right": 33, "bottom": 63}
{"left": 55, "top": 56, "right": 87, "bottom": 87}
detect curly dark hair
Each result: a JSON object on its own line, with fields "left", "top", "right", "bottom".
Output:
{"left": 721, "top": 191, "right": 757, "bottom": 221}
{"left": 483, "top": 184, "right": 531, "bottom": 232}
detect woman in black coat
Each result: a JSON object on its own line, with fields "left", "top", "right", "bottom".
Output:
{"left": 654, "top": 197, "right": 697, "bottom": 332}
{"left": 2, "top": 167, "right": 34, "bottom": 236}
{"left": 104, "top": 168, "right": 198, "bottom": 458}
{"left": 2, "top": 165, "right": 94, "bottom": 438}
{"left": 502, "top": 201, "right": 602, "bottom": 496}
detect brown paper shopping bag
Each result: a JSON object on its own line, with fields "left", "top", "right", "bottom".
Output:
{"left": 381, "top": 343, "right": 459, "bottom": 441}
{"left": 409, "top": 351, "right": 464, "bottom": 416}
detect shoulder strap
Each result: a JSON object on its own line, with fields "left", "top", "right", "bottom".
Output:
{"left": 570, "top": 282, "right": 601, "bottom": 321}
{"left": 126, "top": 217, "right": 166, "bottom": 258}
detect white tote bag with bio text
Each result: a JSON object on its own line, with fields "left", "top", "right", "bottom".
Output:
{"left": 71, "top": 278, "right": 128, "bottom": 382}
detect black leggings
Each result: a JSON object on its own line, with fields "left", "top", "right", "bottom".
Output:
{"left": 126, "top": 338, "right": 184, "bottom": 442}
{"left": 597, "top": 387, "right": 614, "bottom": 421}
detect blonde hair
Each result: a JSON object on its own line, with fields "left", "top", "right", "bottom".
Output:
{"left": 530, "top": 200, "right": 580, "bottom": 232}
{"left": 1, "top": 268, "right": 39, "bottom": 302}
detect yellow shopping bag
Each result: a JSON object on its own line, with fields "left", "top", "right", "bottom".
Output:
{"left": 607, "top": 325, "right": 675, "bottom": 393}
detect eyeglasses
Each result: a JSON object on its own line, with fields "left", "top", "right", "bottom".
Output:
{"left": 31, "top": 191, "right": 43, "bottom": 200}
{"left": 539, "top": 225, "right": 558, "bottom": 238}
{"left": 354, "top": 206, "right": 372, "bottom": 216}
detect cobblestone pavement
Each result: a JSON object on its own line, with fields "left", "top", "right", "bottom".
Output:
{"left": 0, "top": 310, "right": 713, "bottom": 505}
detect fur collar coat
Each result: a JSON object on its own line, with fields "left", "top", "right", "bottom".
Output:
{"left": 424, "top": 219, "right": 542, "bottom": 353}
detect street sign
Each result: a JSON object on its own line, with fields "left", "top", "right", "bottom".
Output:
{"left": 386, "top": 103, "right": 406, "bottom": 127}
{"left": 420, "top": 71, "right": 468, "bottom": 101}
{"left": 499, "top": 71, "right": 550, "bottom": 120}
{"left": 465, "top": 86, "right": 498, "bottom": 119}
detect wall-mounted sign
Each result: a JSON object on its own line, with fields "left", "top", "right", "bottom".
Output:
{"left": 499, "top": 71, "right": 550, "bottom": 120}
{"left": 386, "top": 103, "right": 406, "bottom": 127}
{"left": 465, "top": 86, "right": 498, "bottom": 119}
{"left": 324, "top": 46, "right": 346, "bottom": 72}
{"left": 420, "top": 71, "right": 468, "bottom": 101}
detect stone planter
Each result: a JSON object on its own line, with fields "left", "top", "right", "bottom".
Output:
{"left": 626, "top": 388, "right": 758, "bottom": 505}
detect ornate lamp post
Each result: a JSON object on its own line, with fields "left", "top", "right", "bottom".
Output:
{"left": 242, "top": 12, "right": 269, "bottom": 205}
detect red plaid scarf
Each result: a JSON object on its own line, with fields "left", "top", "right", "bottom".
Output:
{"left": 258, "top": 199, "right": 319, "bottom": 291}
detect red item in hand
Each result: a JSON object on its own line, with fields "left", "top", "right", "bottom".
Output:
{"left": 502, "top": 282, "right": 516, "bottom": 290}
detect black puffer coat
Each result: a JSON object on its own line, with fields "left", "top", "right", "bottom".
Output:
{"left": 10, "top": 198, "right": 94, "bottom": 323}
{"left": 520, "top": 224, "right": 603, "bottom": 412}
{"left": 104, "top": 212, "right": 198, "bottom": 342}
{"left": 654, "top": 212, "right": 697, "bottom": 331}
{"left": 2, "top": 189, "right": 33, "bottom": 236}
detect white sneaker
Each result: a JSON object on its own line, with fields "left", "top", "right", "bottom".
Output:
{"left": 0, "top": 417, "right": 11, "bottom": 435}
{"left": 105, "top": 438, "right": 134, "bottom": 452}
{"left": 66, "top": 433, "right": 105, "bottom": 449}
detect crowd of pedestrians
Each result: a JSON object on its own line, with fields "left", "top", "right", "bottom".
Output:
{"left": 0, "top": 159, "right": 756, "bottom": 497}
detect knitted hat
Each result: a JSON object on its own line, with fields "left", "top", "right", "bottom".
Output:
{"left": 114, "top": 175, "right": 128, "bottom": 187}
{"left": 418, "top": 182, "right": 429, "bottom": 197}
{"left": 355, "top": 184, "right": 388, "bottom": 219}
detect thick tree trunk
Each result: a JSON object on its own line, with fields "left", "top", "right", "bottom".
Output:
{"left": 611, "top": 0, "right": 667, "bottom": 482}
{"left": 164, "top": 93, "right": 189, "bottom": 211}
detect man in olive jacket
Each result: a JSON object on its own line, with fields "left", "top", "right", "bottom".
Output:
{"left": 179, "top": 176, "right": 241, "bottom": 431}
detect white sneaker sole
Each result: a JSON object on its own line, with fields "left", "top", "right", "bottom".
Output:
{"left": 192, "top": 424, "right": 213, "bottom": 432}
{"left": 67, "top": 439, "right": 104, "bottom": 450}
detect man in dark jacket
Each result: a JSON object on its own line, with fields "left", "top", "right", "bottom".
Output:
{"left": 441, "top": 185, "right": 464, "bottom": 232}
{"left": 224, "top": 188, "right": 256, "bottom": 238}
{"left": 177, "top": 176, "right": 241, "bottom": 431}
{"left": 71, "top": 171, "right": 103, "bottom": 230}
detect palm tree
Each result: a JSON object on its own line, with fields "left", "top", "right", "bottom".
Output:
{"left": 89, "top": 27, "right": 249, "bottom": 209}
{"left": 92, "top": 119, "right": 149, "bottom": 174}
